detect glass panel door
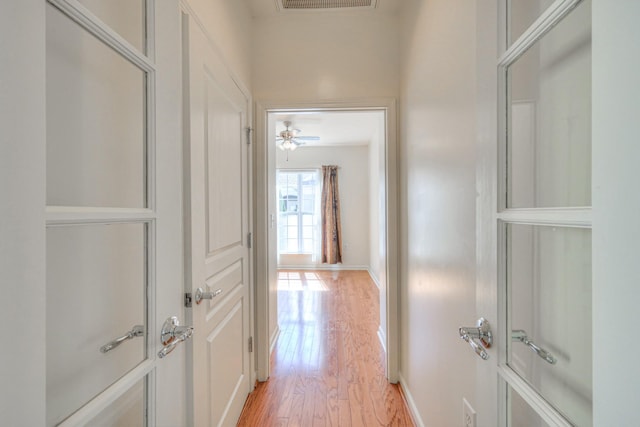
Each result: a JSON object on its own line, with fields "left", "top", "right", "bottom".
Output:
{"left": 498, "top": 0, "right": 592, "bottom": 426}
{"left": 77, "top": 0, "right": 146, "bottom": 53}
{"left": 45, "top": 0, "right": 154, "bottom": 425}
{"left": 46, "top": 224, "right": 147, "bottom": 425}
{"left": 508, "top": 0, "right": 555, "bottom": 45}
{"left": 508, "top": 384, "right": 551, "bottom": 427}
{"left": 506, "top": 224, "right": 592, "bottom": 426}
{"left": 47, "top": 3, "right": 147, "bottom": 209}
{"left": 87, "top": 377, "right": 147, "bottom": 427}
{"left": 506, "top": 0, "right": 591, "bottom": 208}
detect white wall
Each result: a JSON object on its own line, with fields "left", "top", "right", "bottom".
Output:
{"left": 252, "top": 11, "right": 400, "bottom": 101}
{"left": 276, "top": 145, "right": 370, "bottom": 269}
{"left": 399, "top": 1, "right": 478, "bottom": 426}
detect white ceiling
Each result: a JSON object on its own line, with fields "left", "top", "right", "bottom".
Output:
{"left": 273, "top": 110, "right": 383, "bottom": 147}
{"left": 245, "top": 0, "right": 400, "bottom": 18}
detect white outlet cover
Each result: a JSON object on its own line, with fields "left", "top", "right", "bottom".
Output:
{"left": 463, "top": 398, "right": 477, "bottom": 427}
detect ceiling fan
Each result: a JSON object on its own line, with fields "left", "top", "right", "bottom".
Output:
{"left": 276, "top": 121, "right": 320, "bottom": 151}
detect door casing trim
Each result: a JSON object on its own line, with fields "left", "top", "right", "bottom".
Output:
{"left": 253, "top": 98, "right": 399, "bottom": 383}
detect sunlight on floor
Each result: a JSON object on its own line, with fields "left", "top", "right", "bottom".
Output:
{"left": 277, "top": 270, "right": 329, "bottom": 291}
{"left": 237, "top": 270, "right": 415, "bottom": 426}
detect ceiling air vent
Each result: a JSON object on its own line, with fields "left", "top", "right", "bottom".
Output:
{"left": 279, "top": 0, "right": 376, "bottom": 10}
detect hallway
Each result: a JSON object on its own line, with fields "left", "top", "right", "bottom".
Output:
{"left": 237, "top": 270, "right": 414, "bottom": 426}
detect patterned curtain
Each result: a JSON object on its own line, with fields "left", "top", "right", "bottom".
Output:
{"left": 321, "top": 165, "right": 342, "bottom": 264}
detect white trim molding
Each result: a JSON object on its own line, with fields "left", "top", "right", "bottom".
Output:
{"left": 269, "top": 325, "right": 281, "bottom": 355}
{"left": 254, "top": 97, "right": 399, "bottom": 384}
{"left": 368, "top": 268, "right": 381, "bottom": 290}
{"left": 398, "top": 373, "right": 426, "bottom": 427}
{"left": 377, "top": 325, "right": 386, "bottom": 353}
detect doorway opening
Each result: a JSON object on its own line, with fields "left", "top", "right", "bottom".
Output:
{"left": 254, "top": 100, "right": 399, "bottom": 384}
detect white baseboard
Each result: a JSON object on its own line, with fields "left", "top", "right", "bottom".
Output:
{"left": 269, "top": 325, "right": 280, "bottom": 355}
{"left": 377, "top": 325, "right": 386, "bottom": 353}
{"left": 277, "top": 264, "right": 369, "bottom": 271}
{"left": 368, "top": 269, "right": 381, "bottom": 290}
{"left": 398, "top": 372, "right": 426, "bottom": 427}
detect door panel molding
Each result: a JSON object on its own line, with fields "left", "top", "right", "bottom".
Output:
{"left": 183, "top": 11, "right": 253, "bottom": 426}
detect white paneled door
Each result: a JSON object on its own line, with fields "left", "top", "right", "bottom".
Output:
{"left": 43, "top": 0, "right": 184, "bottom": 426}
{"left": 183, "top": 13, "right": 253, "bottom": 427}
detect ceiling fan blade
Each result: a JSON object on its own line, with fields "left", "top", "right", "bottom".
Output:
{"left": 293, "top": 136, "right": 320, "bottom": 141}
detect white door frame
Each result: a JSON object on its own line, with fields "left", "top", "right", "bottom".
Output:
{"left": 254, "top": 98, "right": 399, "bottom": 383}
{"left": 474, "top": 2, "right": 500, "bottom": 425}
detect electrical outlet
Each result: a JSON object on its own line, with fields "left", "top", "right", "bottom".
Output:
{"left": 463, "top": 398, "right": 476, "bottom": 427}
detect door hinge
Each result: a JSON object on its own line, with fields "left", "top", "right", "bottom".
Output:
{"left": 247, "top": 232, "right": 253, "bottom": 249}
{"left": 248, "top": 336, "right": 253, "bottom": 353}
{"left": 245, "top": 127, "right": 253, "bottom": 145}
{"left": 184, "top": 292, "right": 193, "bottom": 308}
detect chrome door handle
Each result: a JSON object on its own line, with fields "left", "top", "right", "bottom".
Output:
{"left": 157, "top": 316, "right": 193, "bottom": 359}
{"left": 512, "top": 330, "right": 557, "bottom": 364}
{"left": 195, "top": 287, "right": 222, "bottom": 305}
{"left": 461, "top": 333, "right": 490, "bottom": 360}
{"left": 459, "top": 318, "right": 492, "bottom": 360}
{"left": 100, "top": 325, "right": 144, "bottom": 353}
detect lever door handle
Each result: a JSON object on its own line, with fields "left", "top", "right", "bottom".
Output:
{"left": 195, "top": 287, "right": 223, "bottom": 305}
{"left": 100, "top": 325, "right": 144, "bottom": 353}
{"left": 459, "top": 317, "right": 492, "bottom": 360}
{"left": 157, "top": 316, "right": 193, "bottom": 359}
{"left": 461, "top": 332, "right": 490, "bottom": 360}
{"left": 512, "top": 330, "right": 557, "bottom": 364}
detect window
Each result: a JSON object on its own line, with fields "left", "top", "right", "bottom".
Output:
{"left": 277, "top": 170, "right": 319, "bottom": 254}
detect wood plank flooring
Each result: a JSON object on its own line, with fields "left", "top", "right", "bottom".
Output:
{"left": 237, "top": 270, "right": 414, "bottom": 427}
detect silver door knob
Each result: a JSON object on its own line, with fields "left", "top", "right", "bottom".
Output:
{"left": 195, "top": 287, "right": 222, "bottom": 305}
{"left": 158, "top": 316, "right": 193, "bottom": 359}
{"left": 459, "top": 317, "right": 493, "bottom": 360}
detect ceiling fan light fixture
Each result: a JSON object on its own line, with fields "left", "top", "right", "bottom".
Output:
{"left": 281, "top": 139, "right": 293, "bottom": 150}
{"left": 276, "top": 120, "right": 319, "bottom": 151}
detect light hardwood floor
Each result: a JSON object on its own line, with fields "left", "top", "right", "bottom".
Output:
{"left": 237, "top": 270, "right": 415, "bottom": 426}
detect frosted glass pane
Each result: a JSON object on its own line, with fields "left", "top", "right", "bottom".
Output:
{"left": 508, "top": 0, "right": 554, "bottom": 45}
{"left": 88, "top": 378, "right": 146, "bottom": 427}
{"left": 46, "top": 4, "right": 146, "bottom": 208}
{"left": 508, "top": 385, "right": 551, "bottom": 427}
{"left": 78, "top": 0, "right": 146, "bottom": 53}
{"left": 506, "top": 0, "right": 591, "bottom": 208}
{"left": 507, "top": 224, "right": 592, "bottom": 426}
{"left": 47, "top": 223, "right": 147, "bottom": 426}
